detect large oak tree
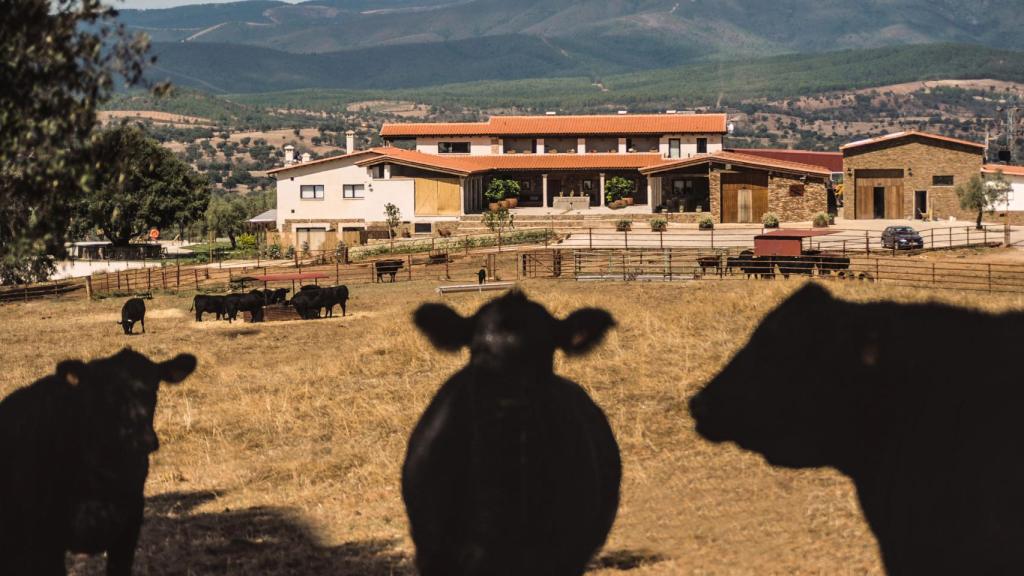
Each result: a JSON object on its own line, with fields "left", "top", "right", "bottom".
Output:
{"left": 76, "top": 126, "right": 209, "bottom": 246}
{"left": 1, "top": 0, "right": 153, "bottom": 280}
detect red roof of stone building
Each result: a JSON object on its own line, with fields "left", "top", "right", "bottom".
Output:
{"left": 640, "top": 151, "right": 832, "bottom": 177}
{"left": 380, "top": 114, "right": 728, "bottom": 138}
{"left": 729, "top": 149, "right": 843, "bottom": 173}
{"left": 840, "top": 131, "right": 985, "bottom": 152}
{"left": 983, "top": 164, "right": 1024, "bottom": 177}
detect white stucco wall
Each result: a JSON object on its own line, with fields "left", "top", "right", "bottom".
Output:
{"left": 275, "top": 158, "right": 416, "bottom": 231}
{"left": 659, "top": 134, "right": 723, "bottom": 158}
{"left": 415, "top": 136, "right": 493, "bottom": 155}
{"left": 986, "top": 173, "right": 1024, "bottom": 211}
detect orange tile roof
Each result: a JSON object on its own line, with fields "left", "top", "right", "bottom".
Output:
{"left": 728, "top": 148, "right": 843, "bottom": 173}
{"left": 354, "top": 147, "right": 482, "bottom": 175}
{"left": 841, "top": 131, "right": 985, "bottom": 152}
{"left": 984, "top": 164, "right": 1024, "bottom": 177}
{"left": 380, "top": 114, "right": 728, "bottom": 137}
{"left": 640, "top": 151, "right": 832, "bottom": 177}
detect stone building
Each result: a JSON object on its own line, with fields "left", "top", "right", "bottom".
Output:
{"left": 840, "top": 131, "right": 985, "bottom": 221}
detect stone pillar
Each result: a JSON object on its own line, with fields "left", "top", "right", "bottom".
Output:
{"left": 542, "top": 173, "right": 548, "bottom": 208}
{"left": 460, "top": 177, "right": 466, "bottom": 214}
{"left": 578, "top": 137, "right": 586, "bottom": 154}
{"left": 618, "top": 138, "right": 627, "bottom": 154}
{"left": 599, "top": 173, "right": 606, "bottom": 207}
{"left": 537, "top": 138, "right": 545, "bottom": 154}
{"left": 383, "top": 163, "right": 391, "bottom": 179}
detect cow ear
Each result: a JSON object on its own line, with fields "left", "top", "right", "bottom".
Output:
{"left": 159, "top": 354, "right": 197, "bottom": 385}
{"left": 414, "top": 303, "right": 471, "bottom": 351}
{"left": 56, "top": 360, "right": 87, "bottom": 387}
{"left": 558, "top": 308, "right": 615, "bottom": 356}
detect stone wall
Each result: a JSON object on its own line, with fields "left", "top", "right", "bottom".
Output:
{"left": 842, "top": 136, "right": 983, "bottom": 220}
{"left": 767, "top": 174, "right": 828, "bottom": 222}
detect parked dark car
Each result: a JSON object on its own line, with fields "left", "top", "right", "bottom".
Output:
{"left": 881, "top": 226, "right": 924, "bottom": 250}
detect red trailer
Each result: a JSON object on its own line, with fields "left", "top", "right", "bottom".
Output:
{"left": 753, "top": 229, "right": 837, "bottom": 258}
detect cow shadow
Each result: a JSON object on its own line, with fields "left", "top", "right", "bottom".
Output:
{"left": 67, "top": 491, "right": 412, "bottom": 575}
{"left": 590, "top": 549, "right": 666, "bottom": 571}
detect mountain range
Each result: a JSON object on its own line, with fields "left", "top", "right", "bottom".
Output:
{"left": 117, "top": 0, "right": 1024, "bottom": 94}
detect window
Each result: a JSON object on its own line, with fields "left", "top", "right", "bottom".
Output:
{"left": 669, "top": 138, "right": 681, "bottom": 159}
{"left": 697, "top": 138, "right": 708, "bottom": 154}
{"left": 370, "top": 165, "right": 385, "bottom": 179}
{"left": 300, "top": 185, "right": 324, "bottom": 199}
{"left": 789, "top": 184, "right": 805, "bottom": 196}
{"left": 343, "top": 184, "right": 365, "bottom": 199}
{"left": 438, "top": 142, "right": 471, "bottom": 154}
{"left": 414, "top": 222, "right": 432, "bottom": 234}
{"left": 933, "top": 175, "right": 954, "bottom": 186}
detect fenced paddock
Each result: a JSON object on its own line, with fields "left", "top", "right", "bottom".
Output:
{"left": 5, "top": 279, "right": 1024, "bottom": 574}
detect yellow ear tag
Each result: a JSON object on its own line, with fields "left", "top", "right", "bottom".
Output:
{"left": 66, "top": 373, "right": 80, "bottom": 386}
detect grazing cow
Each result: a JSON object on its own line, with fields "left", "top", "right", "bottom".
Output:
{"left": 118, "top": 298, "right": 146, "bottom": 335}
{"left": 817, "top": 255, "right": 851, "bottom": 277}
{"left": 375, "top": 259, "right": 404, "bottom": 283}
{"left": 696, "top": 255, "right": 721, "bottom": 277}
{"left": 688, "top": 283, "right": 1024, "bottom": 575}
{"left": 404, "top": 291, "right": 621, "bottom": 576}
{"left": 189, "top": 294, "right": 226, "bottom": 322}
{"left": 290, "top": 288, "right": 321, "bottom": 320}
{"left": 775, "top": 256, "right": 816, "bottom": 278}
{"left": 290, "top": 285, "right": 349, "bottom": 319}
{"left": 225, "top": 291, "right": 267, "bottom": 323}
{"left": 740, "top": 256, "right": 775, "bottom": 279}
{"left": 0, "top": 349, "right": 197, "bottom": 576}
{"left": 267, "top": 287, "right": 290, "bottom": 304}
{"left": 478, "top": 268, "right": 486, "bottom": 285}
{"left": 725, "top": 250, "right": 754, "bottom": 276}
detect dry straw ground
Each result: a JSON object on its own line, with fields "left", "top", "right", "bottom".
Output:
{"left": 2, "top": 279, "right": 1022, "bottom": 575}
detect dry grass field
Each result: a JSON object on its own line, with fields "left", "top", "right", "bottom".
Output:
{"left": 3, "top": 279, "right": 1022, "bottom": 575}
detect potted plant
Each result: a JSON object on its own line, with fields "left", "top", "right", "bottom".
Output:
{"left": 762, "top": 212, "right": 780, "bottom": 229}
{"left": 485, "top": 178, "right": 521, "bottom": 212}
{"left": 650, "top": 218, "right": 668, "bottom": 232}
{"left": 812, "top": 212, "right": 830, "bottom": 228}
{"left": 615, "top": 219, "right": 632, "bottom": 232}
{"left": 698, "top": 215, "right": 714, "bottom": 230}
{"left": 623, "top": 196, "right": 635, "bottom": 206}
{"left": 604, "top": 176, "right": 633, "bottom": 206}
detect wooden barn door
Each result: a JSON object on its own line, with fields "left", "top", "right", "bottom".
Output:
{"left": 721, "top": 171, "right": 769, "bottom": 223}
{"left": 416, "top": 177, "right": 461, "bottom": 216}
{"left": 855, "top": 169, "right": 905, "bottom": 219}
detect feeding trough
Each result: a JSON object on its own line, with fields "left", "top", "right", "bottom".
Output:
{"left": 437, "top": 282, "right": 516, "bottom": 295}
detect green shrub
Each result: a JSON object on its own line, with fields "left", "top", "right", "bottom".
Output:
{"left": 761, "top": 212, "right": 780, "bottom": 228}
{"left": 237, "top": 233, "right": 257, "bottom": 250}
{"left": 615, "top": 219, "right": 632, "bottom": 232}
{"left": 284, "top": 245, "right": 295, "bottom": 259}
{"left": 698, "top": 215, "right": 714, "bottom": 230}
{"left": 604, "top": 176, "right": 634, "bottom": 205}
{"left": 485, "top": 178, "right": 521, "bottom": 203}
{"left": 812, "top": 212, "right": 830, "bottom": 227}
{"left": 650, "top": 218, "right": 668, "bottom": 232}
{"left": 266, "top": 243, "right": 282, "bottom": 259}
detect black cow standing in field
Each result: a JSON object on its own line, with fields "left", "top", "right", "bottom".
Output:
{"left": 291, "top": 285, "right": 349, "bottom": 319}
{"left": 264, "top": 287, "right": 290, "bottom": 304}
{"left": 190, "top": 294, "right": 226, "bottom": 322}
{"left": 0, "top": 349, "right": 197, "bottom": 576}
{"left": 689, "top": 283, "right": 1024, "bottom": 575}
{"left": 224, "top": 291, "right": 267, "bottom": 323}
{"left": 375, "top": 259, "right": 404, "bottom": 283}
{"left": 478, "top": 268, "right": 487, "bottom": 285}
{"left": 404, "top": 291, "right": 621, "bottom": 576}
{"left": 118, "top": 298, "right": 146, "bottom": 335}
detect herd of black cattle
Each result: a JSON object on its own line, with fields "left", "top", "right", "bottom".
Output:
{"left": 708, "top": 250, "right": 855, "bottom": 280}
{"left": 1, "top": 285, "right": 1022, "bottom": 575}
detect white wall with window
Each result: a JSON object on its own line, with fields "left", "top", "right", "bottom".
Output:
{"left": 415, "top": 136, "right": 493, "bottom": 155}
{"left": 985, "top": 171, "right": 1024, "bottom": 211}
{"left": 659, "top": 134, "right": 722, "bottom": 158}
{"left": 275, "top": 156, "right": 416, "bottom": 231}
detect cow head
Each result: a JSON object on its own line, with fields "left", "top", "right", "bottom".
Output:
{"left": 414, "top": 291, "right": 614, "bottom": 384}
{"left": 58, "top": 349, "right": 197, "bottom": 490}
{"left": 116, "top": 319, "right": 135, "bottom": 335}
{"left": 689, "top": 284, "right": 869, "bottom": 470}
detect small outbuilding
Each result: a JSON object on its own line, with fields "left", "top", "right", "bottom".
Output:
{"left": 841, "top": 131, "right": 985, "bottom": 221}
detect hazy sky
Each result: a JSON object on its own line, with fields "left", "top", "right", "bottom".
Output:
{"left": 116, "top": 0, "right": 299, "bottom": 10}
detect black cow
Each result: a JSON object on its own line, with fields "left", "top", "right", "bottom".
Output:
{"left": 0, "top": 349, "right": 197, "bottom": 576}
{"left": 290, "top": 285, "right": 349, "bottom": 319}
{"left": 190, "top": 294, "right": 226, "bottom": 322}
{"left": 225, "top": 291, "right": 267, "bottom": 323}
{"left": 477, "top": 268, "right": 486, "bottom": 285}
{"left": 775, "top": 256, "right": 816, "bottom": 278}
{"left": 689, "top": 283, "right": 1024, "bottom": 575}
{"left": 404, "top": 291, "right": 621, "bottom": 576}
{"left": 817, "top": 255, "right": 851, "bottom": 276}
{"left": 118, "top": 298, "right": 146, "bottom": 335}
{"left": 375, "top": 259, "right": 404, "bottom": 283}
{"left": 740, "top": 256, "right": 775, "bottom": 279}
{"left": 266, "top": 287, "right": 290, "bottom": 304}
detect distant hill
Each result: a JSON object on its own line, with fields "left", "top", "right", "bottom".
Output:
{"left": 121, "top": 0, "right": 1024, "bottom": 56}
{"left": 147, "top": 43, "right": 1024, "bottom": 107}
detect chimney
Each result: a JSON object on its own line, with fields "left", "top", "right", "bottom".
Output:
{"left": 346, "top": 130, "right": 356, "bottom": 153}
{"left": 545, "top": 111, "right": 557, "bottom": 115}
{"left": 617, "top": 110, "right": 628, "bottom": 115}
{"left": 301, "top": 152, "right": 311, "bottom": 163}
{"left": 284, "top": 144, "right": 295, "bottom": 165}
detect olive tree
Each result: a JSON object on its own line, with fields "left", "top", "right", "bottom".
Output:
{"left": 957, "top": 173, "right": 1009, "bottom": 230}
